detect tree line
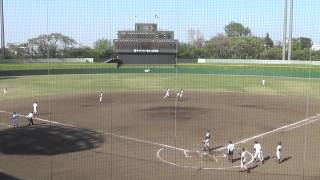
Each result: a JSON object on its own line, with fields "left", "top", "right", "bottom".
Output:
{"left": 6, "top": 33, "right": 112, "bottom": 61}
{"left": 6, "top": 22, "right": 320, "bottom": 61}
{"left": 180, "top": 21, "right": 320, "bottom": 60}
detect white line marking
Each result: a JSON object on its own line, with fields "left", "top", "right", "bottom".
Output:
{"left": 0, "top": 110, "right": 75, "bottom": 128}
{"left": 216, "top": 114, "right": 320, "bottom": 151}
{"left": 1, "top": 110, "right": 319, "bottom": 170}
{"left": 0, "top": 110, "right": 187, "bottom": 151}
{"left": 156, "top": 148, "right": 254, "bottom": 170}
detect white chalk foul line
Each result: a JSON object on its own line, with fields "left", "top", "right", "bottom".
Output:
{"left": 215, "top": 114, "right": 320, "bottom": 151}
{"left": 157, "top": 114, "right": 320, "bottom": 170}
{"left": 1, "top": 110, "right": 320, "bottom": 170}
{"left": 0, "top": 110, "right": 75, "bottom": 128}
{"left": 0, "top": 110, "right": 186, "bottom": 152}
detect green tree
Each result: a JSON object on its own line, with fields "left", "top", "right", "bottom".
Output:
{"left": 264, "top": 33, "right": 274, "bottom": 48}
{"left": 178, "top": 43, "right": 192, "bottom": 58}
{"left": 204, "top": 34, "right": 232, "bottom": 58}
{"left": 94, "top": 38, "right": 113, "bottom": 58}
{"left": 229, "top": 36, "right": 264, "bottom": 59}
{"left": 224, "top": 21, "right": 251, "bottom": 37}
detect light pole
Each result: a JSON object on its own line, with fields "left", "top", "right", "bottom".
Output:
{"left": 0, "top": 0, "right": 5, "bottom": 58}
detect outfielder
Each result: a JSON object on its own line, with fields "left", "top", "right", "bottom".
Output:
{"left": 227, "top": 141, "right": 235, "bottom": 162}
{"left": 276, "top": 142, "right": 282, "bottom": 163}
{"left": 27, "top": 112, "right": 34, "bottom": 127}
{"left": 12, "top": 112, "right": 18, "bottom": 128}
{"left": 253, "top": 141, "right": 264, "bottom": 164}
{"left": 33, "top": 101, "right": 38, "bottom": 114}
{"left": 163, "top": 88, "right": 170, "bottom": 99}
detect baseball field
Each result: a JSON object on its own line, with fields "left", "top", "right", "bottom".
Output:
{"left": 0, "top": 63, "right": 320, "bottom": 180}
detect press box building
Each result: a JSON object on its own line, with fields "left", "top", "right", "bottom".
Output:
{"left": 113, "top": 23, "right": 178, "bottom": 64}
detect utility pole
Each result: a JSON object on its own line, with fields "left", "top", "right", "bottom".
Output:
{"left": 0, "top": 0, "right": 5, "bottom": 58}
{"left": 282, "top": 0, "right": 288, "bottom": 60}
{"left": 288, "top": 0, "right": 293, "bottom": 61}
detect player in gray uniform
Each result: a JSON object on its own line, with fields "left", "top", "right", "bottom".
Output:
{"left": 12, "top": 112, "right": 18, "bottom": 128}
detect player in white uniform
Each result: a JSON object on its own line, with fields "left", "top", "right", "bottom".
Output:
{"left": 227, "top": 141, "right": 235, "bottom": 162}
{"left": 33, "top": 101, "right": 38, "bottom": 114}
{"left": 177, "top": 89, "right": 184, "bottom": 101}
{"left": 12, "top": 112, "right": 18, "bottom": 128}
{"left": 163, "top": 88, "right": 170, "bottom": 99}
{"left": 27, "top": 112, "right": 34, "bottom": 127}
{"left": 99, "top": 92, "right": 103, "bottom": 103}
{"left": 203, "top": 129, "right": 210, "bottom": 151}
{"left": 253, "top": 141, "right": 264, "bottom": 164}
{"left": 3, "top": 87, "right": 7, "bottom": 95}
{"left": 240, "top": 148, "right": 248, "bottom": 172}
{"left": 276, "top": 142, "right": 282, "bottom": 163}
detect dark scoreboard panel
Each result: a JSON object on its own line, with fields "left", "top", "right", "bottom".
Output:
{"left": 113, "top": 39, "right": 177, "bottom": 53}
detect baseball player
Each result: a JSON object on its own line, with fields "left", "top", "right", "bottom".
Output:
{"left": 253, "top": 141, "right": 264, "bottom": 164}
{"left": 203, "top": 129, "right": 211, "bottom": 151}
{"left": 163, "top": 88, "right": 170, "bottom": 99}
{"left": 99, "top": 92, "right": 103, "bottom": 103}
{"left": 240, "top": 148, "right": 248, "bottom": 172}
{"left": 27, "top": 112, "right": 34, "bottom": 127}
{"left": 3, "top": 87, "right": 7, "bottom": 95}
{"left": 12, "top": 112, "right": 18, "bottom": 128}
{"left": 276, "top": 142, "right": 282, "bottom": 163}
{"left": 177, "top": 89, "right": 184, "bottom": 101}
{"left": 227, "top": 141, "right": 235, "bottom": 162}
{"left": 33, "top": 101, "right": 38, "bottom": 114}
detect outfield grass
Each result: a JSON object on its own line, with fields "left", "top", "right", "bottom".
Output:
{"left": 2, "top": 63, "right": 320, "bottom": 78}
{"left": 1, "top": 73, "right": 319, "bottom": 101}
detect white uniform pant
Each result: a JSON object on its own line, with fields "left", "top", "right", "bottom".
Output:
{"left": 254, "top": 151, "right": 263, "bottom": 161}
{"left": 12, "top": 119, "right": 18, "bottom": 128}
{"left": 276, "top": 151, "right": 281, "bottom": 160}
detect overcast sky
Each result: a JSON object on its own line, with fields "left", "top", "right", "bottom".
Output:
{"left": 4, "top": 0, "right": 320, "bottom": 46}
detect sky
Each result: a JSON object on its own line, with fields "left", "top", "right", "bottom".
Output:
{"left": 3, "top": 0, "right": 320, "bottom": 47}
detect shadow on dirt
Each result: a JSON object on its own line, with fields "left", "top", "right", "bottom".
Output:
{"left": 0, "top": 172, "right": 22, "bottom": 180}
{"left": 0, "top": 125, "right": 104, "bottom": 155}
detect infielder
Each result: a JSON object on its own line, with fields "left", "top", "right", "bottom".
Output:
{"left": 33, "top": 101, "right": 38, "bottom": 114}
{"left": 203, "top": 129, "right": 211, "bottom": 151}
{"left": 240, "top": 148, "right": 248, "bottom": 172}
{"left": 227, "top": 141, "right": 235, "bottom": 162}
{"left": 177, "top": 89, "right": 184, "bottom": 101}
{"left": 163, "top": 88, "right": 170, "bottom": 99}
{"left": 276, "top": 142, "right": 282, "bottom": 163}
{"left": 27, "top": 112, "right": 34, "bottom": 127}
{"left": 12, "top": 112, "right": 18, "bottom": 128}
{"left": 99, "top": 92, "right": 103, "bottom": 103}
{"left": 253, "top": 141, "right": 264, "bottom": 164}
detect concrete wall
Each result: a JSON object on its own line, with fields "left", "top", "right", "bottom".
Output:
{"left": 198, "top": 58, "right": 320, "bottom": 65}
{"left": 1, "top": 58, "right": 94, "bottom": 64}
